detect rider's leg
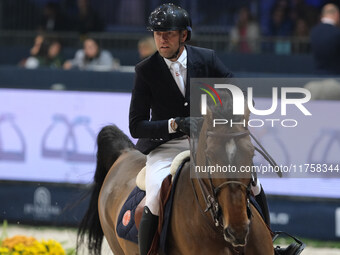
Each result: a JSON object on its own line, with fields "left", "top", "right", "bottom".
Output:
{"left": 138, "top": 206, "right": 159, "bottom": 255}
{"left": 252, "top": 183, "right": 304, "bottom": 254}
{"left": 140, "top": 138, "right": 190, "bottom": 255}
{"left": 139, "top": 149, "right": 171, "bottom": 255}
{"left": 252, "top": 180, "right": 270, "bottom": 226}
{"left": 255, "top": 186, "right": 270, "bottom": 226}
{"left": 274, "top": 242, "right": 304, "bottom": 255}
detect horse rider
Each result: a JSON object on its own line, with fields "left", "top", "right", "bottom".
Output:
{"left": 129, "top": 3, "right": 284, "bottom": 255}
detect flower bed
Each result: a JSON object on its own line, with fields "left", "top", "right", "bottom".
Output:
{"left": 0, "top": 221, "right": 74, "bottom": 255}
{"left": 0, "top": 235, "right": 66, "bottom": 255}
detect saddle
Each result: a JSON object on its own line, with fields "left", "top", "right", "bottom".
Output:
{"left": 116, "top": 151, "right": 190, "bottom": 244}
{"left": 135, "top": 150, "right": 191, "bottom": 191}
{"left": 135, "top": 150, "right": 190, "bottom": 227}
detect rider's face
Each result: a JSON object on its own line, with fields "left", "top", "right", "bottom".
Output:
{"left": 153, "top": 30, "right": 187, "bottom": 61}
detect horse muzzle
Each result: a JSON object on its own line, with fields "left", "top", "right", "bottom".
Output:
{"left": 223, "top": 226, "right": 249, "bottom": 247}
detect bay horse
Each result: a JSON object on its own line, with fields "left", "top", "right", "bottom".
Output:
{"left": 77, "top": 93, "right": 274, "bottom": 254}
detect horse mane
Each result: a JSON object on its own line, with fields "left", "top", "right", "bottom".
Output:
{"left": 77, "top": 125, "right": 135, "bottom": 255}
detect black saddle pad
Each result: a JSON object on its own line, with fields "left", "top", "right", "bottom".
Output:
{"left": 116, "top": 186, "right": 145, "bottom": 243}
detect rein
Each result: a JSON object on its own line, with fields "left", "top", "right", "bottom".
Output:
{"left": 191, "top": 129, "right": 253, "bottom": 232}
{"left": 249, "top": 132, "right": 282, "bottom": 177}
{"left": 190, "top": 127, "right": 280, "bottom": 247}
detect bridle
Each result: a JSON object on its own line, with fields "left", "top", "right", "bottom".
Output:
{"left": 190, "top": 129, "right": 254, "bottom": 233}
{"left": 189, "top": 118, "right": 281, "bottom": 250}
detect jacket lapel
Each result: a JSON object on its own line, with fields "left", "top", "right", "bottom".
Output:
{"left": 155, "top": 53, "right": 185, "bottom": 98}
{"left": 185, "top": 45, "right": 203, "bottom": 101}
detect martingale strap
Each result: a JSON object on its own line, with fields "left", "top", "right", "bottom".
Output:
{"left": 190, "top": 176, "right": 223, "bottom": 232}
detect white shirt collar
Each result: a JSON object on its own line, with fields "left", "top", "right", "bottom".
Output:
{"left": 321, "top": 17, "right": 336, "bottom": 25}
{"left": 163, "top": 47, "right": 187, "bottom": 69}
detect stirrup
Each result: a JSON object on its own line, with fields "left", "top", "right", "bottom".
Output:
{"left": 273, "top": 231, "right": 305, "bottom": 255}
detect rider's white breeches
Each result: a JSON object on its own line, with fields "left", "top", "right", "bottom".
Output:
{"left": 145, "top": 138, "right": 190, "bottom": 215}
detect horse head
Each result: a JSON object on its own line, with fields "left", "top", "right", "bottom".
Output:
{"left": 194, "top": 89, "right": 255, "bottom": 248}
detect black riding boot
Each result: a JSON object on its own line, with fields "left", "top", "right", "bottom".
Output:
{"left": 274, "top": 243, "right": 304, "bottom": 255}
{"left": 138, "top": 206, "right": 159, "bottom": 255}
{"left": 255, "top": 185, "right": 271, "bottom": 226}
{"left": 255, "top": 188, "right": 305, "bottom": 255}
{"left": 273, "top": 231, "right": 305, "bottom": 255}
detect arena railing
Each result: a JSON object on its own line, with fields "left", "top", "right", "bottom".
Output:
{"left": 0, "top": 30, "right": 311, "bottom": 55}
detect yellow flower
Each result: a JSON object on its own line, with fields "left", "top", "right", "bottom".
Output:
{"left": 0, "top": 246, "right": 10, "bottom": 254}
{"left": 0, "top": 235, "right": 67, "bottom": 255}
{"left": 42, "top": 239, "right": 66, "bottom": 255}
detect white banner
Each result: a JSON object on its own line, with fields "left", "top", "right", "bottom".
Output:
{"left": 0, "top": 89, "right": 132, "bottom": 183}
{"left": 1, "top": 89, "right": 340, "bottom": 198}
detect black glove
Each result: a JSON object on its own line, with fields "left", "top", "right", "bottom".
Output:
{"left": 174, "top": 117, "right": 203, "bottom": 136}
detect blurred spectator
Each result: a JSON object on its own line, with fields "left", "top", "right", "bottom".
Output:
{"left": 19, "top": 34, "right": 44, "bottom": 68}
{"left": 310, "top": 3, "right": 340, "bottom": 74}
{"left": 292, "top": 18, "right": 310, "bottom": 53}
{"left": 268, "top": 0, "right": 293, "bottom": 54}
{"left": 137, "top": 36, "right": 157, "bottom": 60}
{"left": 23, "top": 38, "right": 64, "bottom": 69}
{"left": 293, "top": 18, "right": 310, "bottom": 37}
{"left": 229, "top": 7, "right": 260, "bottom": 53}
{"left": 268, "top": 1, "right": 293, "bottom": 37}
{"left": 291, "top": 0, "right": 319, "bottom": 29}
{"left": 74, "top": 0, "right": 104, "bottom": 34}
{"left": 24, "top": 38, "right": 49, "bottom": 69}
{"left": 30, "top": 34, "right": 45, "bottom": 57}
{"left": 38, "top": 2, "right": 68, "bottom": 32}
{"left": 41, "top": 39, "right": 64, "bottom": 68}
{"left": 63, "top": 38, "right": 114, "bottom": 71}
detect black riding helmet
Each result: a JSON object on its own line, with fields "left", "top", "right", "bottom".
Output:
{"left": 147, "top": 3, "right": 192, "bottom": 41}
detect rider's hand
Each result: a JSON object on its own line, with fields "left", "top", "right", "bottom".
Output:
{"left": 174, "top": 117, "right": 203, "bottom": 136}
